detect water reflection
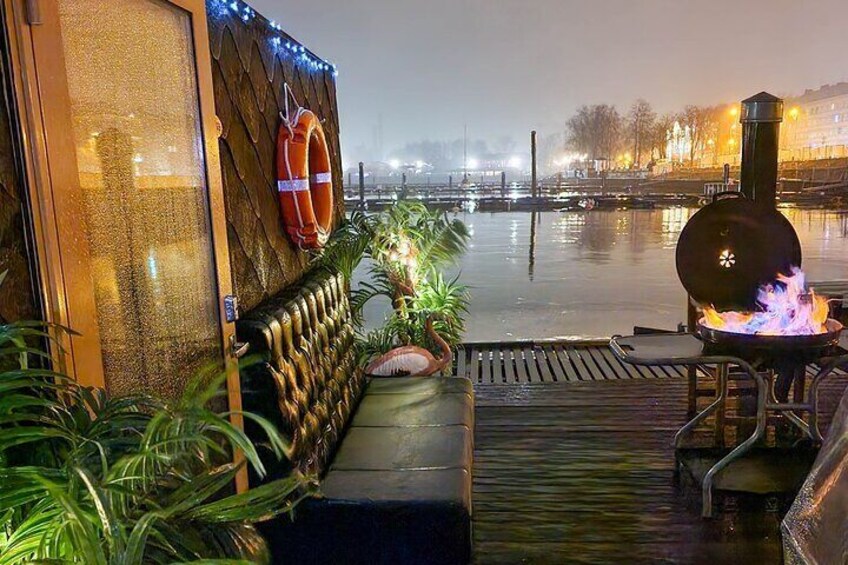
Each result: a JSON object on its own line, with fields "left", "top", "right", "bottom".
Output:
{"left": 358, "top": 208, "right": 848, "bottom": 342}
{"left": 528, "top": 211, "right": 538, "bottom": 281}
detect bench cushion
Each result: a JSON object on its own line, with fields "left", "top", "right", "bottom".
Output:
{"left": 330, "top": 425, "right": 472, "bottom": 471}
{"left": 366, "top": 375, "right": 473, "bottom": 396}
{"left": 322, "top": 468, "right": 471, "bottom": 504}
{"left": 351, "top": 378, "right": 474, "bottom": 428}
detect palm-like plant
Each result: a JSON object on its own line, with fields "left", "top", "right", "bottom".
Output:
{"left": 320, "top": 202, "right": 470, "bottom": 362}
{"left": 0, "top": 325, "right": 314, "bottom": 564}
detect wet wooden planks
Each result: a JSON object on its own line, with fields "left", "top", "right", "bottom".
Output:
{"left": 471, "top": 376, "right": 848, "bottom": 564}
{"left": 455, "top": 341, "right": 690, "bottom": 385}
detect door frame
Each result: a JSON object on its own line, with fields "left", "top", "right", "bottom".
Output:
{"left": 3, "top": 0, "right": 245, "bottom": 487}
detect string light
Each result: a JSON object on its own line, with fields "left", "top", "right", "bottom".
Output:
{"left": 212, "top": 0, "right": 337, "bottom": 78}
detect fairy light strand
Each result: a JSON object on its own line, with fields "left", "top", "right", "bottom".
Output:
{"left": 212, "top": 0, "right": 338, "bottom": 78}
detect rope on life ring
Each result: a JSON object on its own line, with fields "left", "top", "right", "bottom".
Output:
{"left": 276, "top": 84, "right": 334, "bottom": 249}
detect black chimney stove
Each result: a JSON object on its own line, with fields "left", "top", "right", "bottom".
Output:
{"left": 739, "top": 92, "right": 783, "bottom": 208}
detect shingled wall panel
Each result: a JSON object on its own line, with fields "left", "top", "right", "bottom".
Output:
{"left": 207, "top": 2, "right": 344, "bottom": 312}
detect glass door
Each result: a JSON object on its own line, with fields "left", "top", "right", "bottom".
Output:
{"left": 11, "top": 0, "right": 241, "bottom": 406}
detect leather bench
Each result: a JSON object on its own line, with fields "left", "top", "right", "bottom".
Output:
{"left": 237, "top": 269, "right": 474, "bottom": 564}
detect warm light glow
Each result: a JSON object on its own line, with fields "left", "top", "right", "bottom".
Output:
{"left": 729, "top": 106, "right": 739, "bottom": 117}
{"left": 553, "top": 152, "right": 586, "bottom": 168}
{"left": 788, "top": 107, "right": 800, "bottom": 121}
{"left": 701, "top": 268, "right": 831, "bottom": 335}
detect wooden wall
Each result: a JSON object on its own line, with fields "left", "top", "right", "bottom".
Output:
{"left": 207, "top": 2, "right": 344, "bottom": 313}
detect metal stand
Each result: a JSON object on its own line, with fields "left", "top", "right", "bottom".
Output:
{"left": 610, "top": 332, "right": 848, "bottom": 517}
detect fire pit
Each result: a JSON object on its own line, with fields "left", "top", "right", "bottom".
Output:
{"left": 695, "top": 269, "right": 844, "bottom": 360}
{"left": 676, "top": 188, "right": 845, "bottom": 398}
{"left": 610, "top": 92, "right": 848, "bottom": 517}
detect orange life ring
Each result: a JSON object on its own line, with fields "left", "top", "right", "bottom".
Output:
{"left": 276, "top": 109, "right": 334, "bottom": 249}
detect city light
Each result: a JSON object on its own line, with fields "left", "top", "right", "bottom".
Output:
{"left": 467, "top": 157, "right": 479, "bottom": 170}
{"left": 508, "top": 156, "right": 522, "bottom": 169}
{"left": 789, "top": 107, "right": 800, "bottom": 121}
{"left": 389, "top": 159, "right": 400, "bottom": 169}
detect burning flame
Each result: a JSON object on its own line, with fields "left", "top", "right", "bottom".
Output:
{"left": 701, "top": 268, "right": 830, "bottom": 336}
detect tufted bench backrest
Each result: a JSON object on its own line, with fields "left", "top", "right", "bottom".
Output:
{"left": 237, "top": 269, "right": 364, "bottom": 477}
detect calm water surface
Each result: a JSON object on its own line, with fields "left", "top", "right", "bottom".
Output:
{"left": 361, "top": 208, "right": 848, "bottom": 341}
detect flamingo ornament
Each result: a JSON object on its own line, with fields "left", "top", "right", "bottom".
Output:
{"left": 365, "top": 318, "right": 453, "bottom": 377}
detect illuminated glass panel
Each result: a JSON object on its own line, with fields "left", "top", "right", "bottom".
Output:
{"left": 58, "top": 0, "right": 222, "bottom": 397}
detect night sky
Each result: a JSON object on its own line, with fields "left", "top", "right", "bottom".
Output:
{"left": 251, "top": 0, "right": 848, "bottom": 163}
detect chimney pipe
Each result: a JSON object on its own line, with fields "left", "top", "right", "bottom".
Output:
{"left": 739, "top": 92, "right": 783, "bottom": 208}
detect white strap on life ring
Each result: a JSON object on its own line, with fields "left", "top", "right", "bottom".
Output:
{"left": 277, "top": 179, "right": 310, "bottom": 192}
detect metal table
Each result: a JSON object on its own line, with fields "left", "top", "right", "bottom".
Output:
{"left": 610, "top": 332, "right": 848, "bottom": 517}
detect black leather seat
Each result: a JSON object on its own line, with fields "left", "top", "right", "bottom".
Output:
{"left": 237, "top": 270, "right": 474, "bottom": 564}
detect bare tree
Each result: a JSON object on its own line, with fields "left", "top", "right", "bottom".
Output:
{"left": 647, "top": 113, "right": 675, "bottom": 161}
{"left": 566, "top": 106, "right": 596, "bottom": 157}
{"left": 566, "top": 104, "right": 623, "bottom": 163}
{"left": 680, "top": 105, "right": 722, "bottom": 165}
{"left": 628, "top": 99, "right": 656, "bottom": 168}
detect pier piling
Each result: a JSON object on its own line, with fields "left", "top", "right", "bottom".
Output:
{"left": 358, "top": 161, "right": 365, "bottom": 208}
{"left": 531, "top": 130, "right": 538, "bottom": 199}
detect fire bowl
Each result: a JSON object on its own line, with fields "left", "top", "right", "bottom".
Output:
{"left": 697, "top": 318, "right": 844, "bottom": 355}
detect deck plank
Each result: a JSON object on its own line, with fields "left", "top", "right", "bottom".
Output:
{"left": 481, "top": 350, "right": 493, "bottom": 385}
{"left": 522, "top": 346, "right": 543, "bottom": 382}
{"left": 501, "top": 348, "right": 516, "bottom": 384}
{"left": 587, "top": 346, "right": 626, "bottom": 379}
{"left": 563, "top": 345, "right": 594, "bottom": 381}
{"left": 599, "top": 346, "right": 644, "bottom": 380}
{"left": 491, "top": 347, "right": 504, "bottom": 384}
{"left": 469, "top": 348, "right": 480, "bottom": 384}
{"left": 455, "top": 346, "right": 467, "bottom": 379}
{"left": 541, "top": 345, "right": 566, "bottom": 382}
{"left": 551, "top": 344, "right": 581, "bottom": 382}
{"left": 512, "top": 346, "right": 530, "bottom": 384}
{"left": 534, "top": 346, "right": 555, "bottom": 382}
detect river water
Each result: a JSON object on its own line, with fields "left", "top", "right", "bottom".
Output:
{"left": 360, "top": 208, "right": 848, "bottom": 342}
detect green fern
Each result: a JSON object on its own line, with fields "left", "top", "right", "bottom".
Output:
{"left": 319, "top": 203, "right": 470, "bottom": 363}
{"left": 0, "top": 324, "right": 314, "bottom": 565}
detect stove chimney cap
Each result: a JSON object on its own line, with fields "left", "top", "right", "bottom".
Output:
{"left": 741, "top": 92, "right": 784, "bottom": 123}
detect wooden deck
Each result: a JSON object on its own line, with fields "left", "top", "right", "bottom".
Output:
{"left": 471, "top": 350, "right": 848, "bottom": 563}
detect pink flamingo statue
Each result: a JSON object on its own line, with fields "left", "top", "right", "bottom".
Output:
{"left": 365, "top": 318, "right": 453, "bottom": 377}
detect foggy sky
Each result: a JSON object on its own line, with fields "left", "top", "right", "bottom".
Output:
{"left": 251, "top": 0, "right": 848, "bottom": 163}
